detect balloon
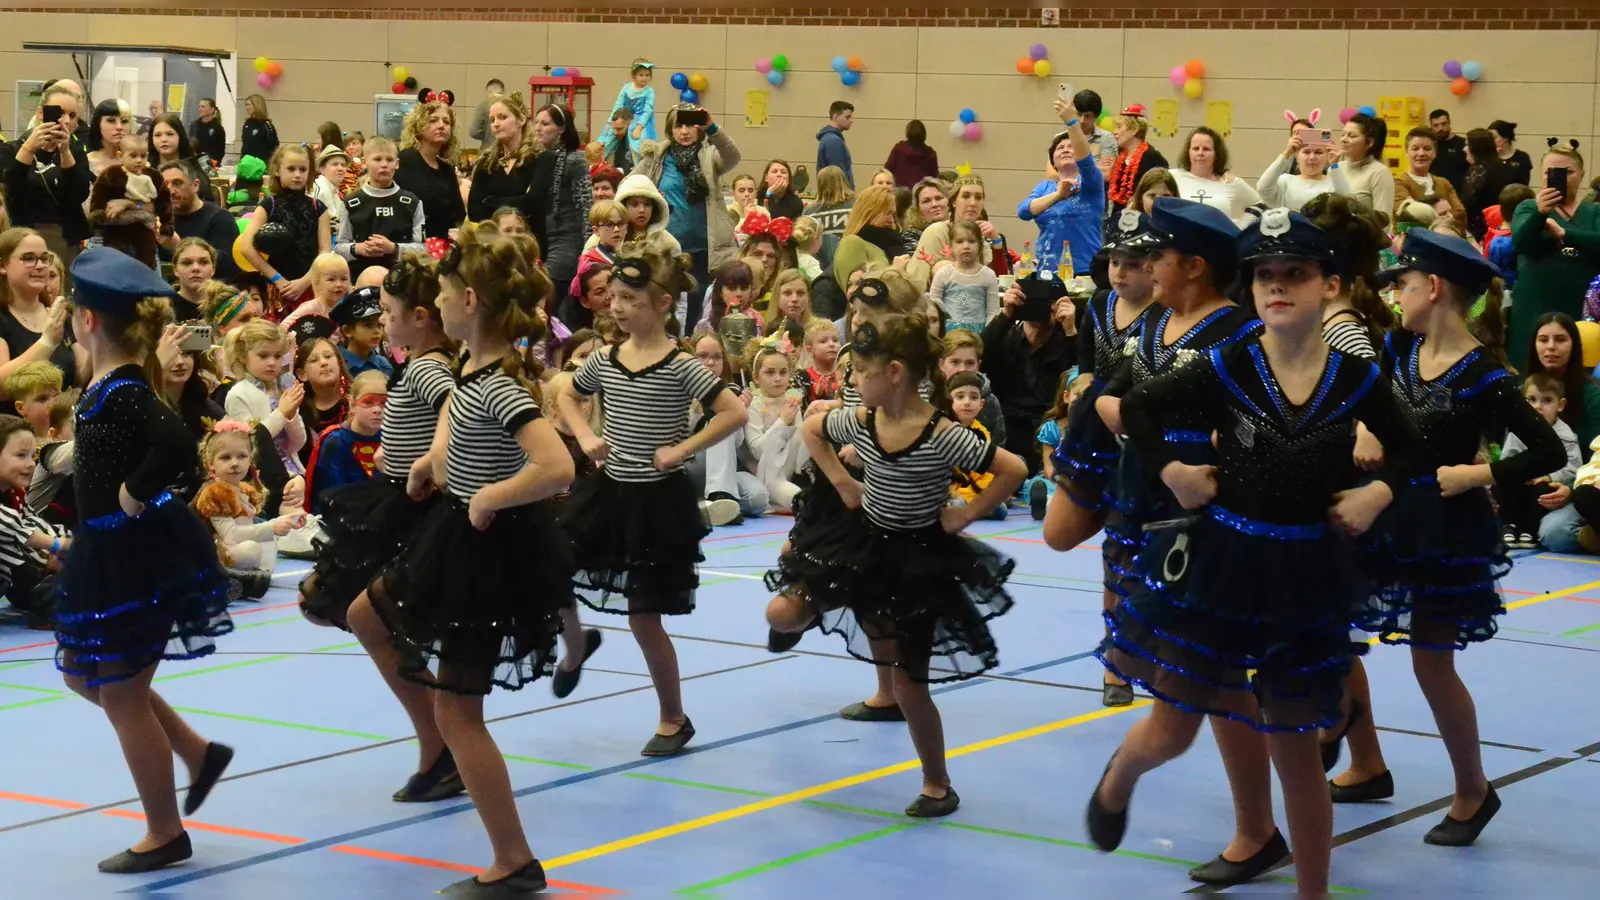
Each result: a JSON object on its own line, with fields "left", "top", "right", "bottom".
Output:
{"left": 404, "top": 76, "right": 418, "bottom": 90}
{"left": 235, "top": 217, "right": 250, "bottom": 234}
{"left": 689, "top": 72, "right": 709, "bottom": 92}
{"left": 964, "top": 122, "right": 982, "bottom": 141}
{"left": 772, "top": 54, "right": 789, "bottom": 72}
{"left": 841, "top": 70, "right": 861, "bottom": 87}
{"left": 1450, "top": 77, "right": 1471, "bottom": 97}
{"left": 949, "top": 120, "right": 966, "bottom": 138}
{"left": 766, "top": 70, "right": 785, "bottom": 87}
{"left": 754, "top": 58, "right": 773, "bottom": 74}
{"left": 1183, "top": 78, "right": 1203, "bottom": 99}
{"left": 1462, "top": 60, "right": 1482, "bottom": 82}
{"left": 846, "top": 55, "right": 863, "bottom": 72}
{"left": 680, "top": 88, "right": 698, "bottom": 104}
{"left": 831, "top": 55, "right": 848, "bottom": 73}
{"left": 552, "top": 66, "right": 567, "bottom": 77}
{"left": 393, "top": 65, "right": 409, "bottom": 82}
{"left": 1099, "top": 113, "right": 1114, "bottom": 128}
{"left": 1358, "top": 104, "right": 1375, "bottom": 117}
{"left": 1443, "top": 60, "right": 1462, "bottom": 79}
{"left": 254, "top": 56, "right": 269, "bottom": 73}
{"left": 1338, "top": 107, "right": 1357, "bottom": 124}
{"left": 233, "top": 239, "right": 259, "bottom": 273}
{"left": 1185, "top": 59, "right": 1205, "bottom": 79}
{"left": 1033, "top": 59, "right": 1052, "bottom": 78}
{"left": 1169, "top": 65, "right": 1188, "bottom": 89}
{"left": 959, "top": 108, "right": 976, "bottom": 124}
{"left": 567, "top": 68, "right": 581, "bottom": 77}
{"left": 670, "top": 71, "right": 689, "bottom": 89}
{"left": 392, "top": 81, "right": 406, "bottom": 93}
{"left": 257, "top": 73, "right": 274, "bottom": 89}
{"left": 266, "top": 61, "right": 282, "bottom": 78}
{"left": 1016, "top": 57, "right": 1035, "bottom": 75}
{"left": 1030, "top": 43, "right": 1048, "bottom": 61}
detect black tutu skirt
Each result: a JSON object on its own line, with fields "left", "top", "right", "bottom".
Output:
{"left": 55, "top": 492, "right": 235, "bottom": 687}
{"left": 1051, "top": 378, "right": 1120, "bottom": 510}
{"left": 789, "top": 457, "right": 864, "bottom": 544}
{"left": 368, "top": 497, "right": 572, "bottom": 695}
{"left": 562, "top": 470, "right": 708, "bottom": 616}
{"left": 764, "top": 508, "right": 1015, "bottom": 683}
{"left": 1102, "top": 437, "right": 1215, "bottom": 600}
{"left": 1099, "top": 505, "right": 1364, "bottom": 732}
{"left": 299, "top": 475, "right": 441, "bottom": 630}
{"left": 1359, "top": 478, "right": 1509, "bottom": 649}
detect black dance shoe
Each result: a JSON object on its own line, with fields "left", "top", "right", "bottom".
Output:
{"left": 1102, "top": 681, "right": 1135, "bottom": 707}
{"left": 552, "top": 629, "right": 602, "bottom": 699}
{"left": 182, "top": 742, "right": 234, "bottom": 815}
{"left": 1424, "top": 784, "right": 1501, "bottom": 846}
{"left": 226, "top": 568, "right": 272, "bottom": 601}
{"left": 767, "top": 627, "right": 804, "bottom": 653}
{"left": 641, "top": 718, "right": 695, "bottom": 756}
{"left": 1330, "top": 770, "right": 1394, "bottom": 803}
{"left": 905, "top": 788, "right": 960, "bottom": 818}
{"left": 1086, "top": 755, "right": 1130, "bottom": 852}
{"left": 1320, "top": 698, "right": 1365, "bottom": 773}
{"left": 1188, "top": 829, "right": 1289, "bottom": 885}
{"left": 440, "top": 858, "right": 548, "bottom": 894}
{"left": 98, "top": 832, "right": 193, "bottom": 873}
{"left": 393, "top": 748, "right": 465, "bottom": 803}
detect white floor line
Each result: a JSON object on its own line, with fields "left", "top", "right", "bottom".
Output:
{"left": 271, "top": 567, "right": 313, "bottom": 580}
{"left": 703, "top": 569, "right": 765, "bottom": 581}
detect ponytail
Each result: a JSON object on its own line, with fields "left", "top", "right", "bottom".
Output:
{"left": 1469, "top": 277, "right": 1508, "bottom": 368}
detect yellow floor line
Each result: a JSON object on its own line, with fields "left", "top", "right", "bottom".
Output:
{"left": 1504, "top": 578, "right": 1600, "bottom": 611}
{"left": 543, "top": 701, "right": 1150, "bottom": 870}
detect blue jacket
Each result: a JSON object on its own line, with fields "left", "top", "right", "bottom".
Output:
{"left": 816, "top": 126, "right": 853, "bottom": 187}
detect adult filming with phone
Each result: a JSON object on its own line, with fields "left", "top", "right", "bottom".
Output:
{"left": 1257, "top": 125, "right": 1354, "bottom": 211}
{"left": 983, "top": 281, "right": 1076, "bottom": 477}
{"left": 1508, "top": 142, "right": 1600, "bottom": 357}
{"left": 1018, "top": 100, "right": 1104, "bottom": 279}
{"left": 0, "top": 85, "right": 91, "bottom": 267}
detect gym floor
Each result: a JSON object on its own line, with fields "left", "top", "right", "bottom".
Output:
{"left": 1, "top": 514, "right": 1596, "bottom": 895}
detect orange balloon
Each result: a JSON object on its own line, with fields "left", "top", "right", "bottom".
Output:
{"left": 846, "top": 55, "right": 863, "bottom": 72}
{"left": 1450, "top": 76, "right": 1471, "bottom": 97}
{"left": 1185, "top": 59, "right": 1205, "bottom": 79}
{"left": 1016, "top": 57, "right": 1035, "bottom": 75}
{"left": 266, "top": 60, "right": 282, "bottom": 78}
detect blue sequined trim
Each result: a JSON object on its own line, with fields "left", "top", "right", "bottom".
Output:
{"left": 1314, "top": 357, "right": 1379, "bottom": 430}
{"left": 75, "top": 377, "right": 141, "bottom": 421}
{"left": 82, "top": 491, "right": 177, "bottom": 531}
{"left": 1163, "top": 429, "right": 1212, "bottom": 444}
{"left": 1457, "top": 368, "right": 1513, "bottom": 399}
{"left": 1250, "top": 343, "right": 1341, "bottom": 429}
{"left": 1204, "top": 505, "right": 1325, "bottom": 540}
{"left": 1212, "top": 348, "right": 1271, "bottom": 420}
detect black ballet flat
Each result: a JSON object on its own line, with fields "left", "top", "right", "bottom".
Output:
{"left": 98, "top": 831, "right": 193, "bottom": 873}
{"left": 839, "top": 701, "right": 905, "bottom": 722}
{"left": 439, "top": 858, "right": 548, "bottom": 894}
{"left": 1424, "top": 784, "right": 1501, "bottom": 847}
{"left": 182, "top": 742, "right": 234, "bottom": 815}
{"left": 1086, "top": 755, "right": 1130, "bottom": 852}
{"left": 641, "top": 718, "right": 695, "bottom": 757}
{"left": 767, "top": 627, "right": 804, "bottom": 653}
{"left": 552, "top": 629, "right": 603, "bottom": 699}
{"left": 1320, "top": 698, "right": 1365, "bottom": 773}
{"left": 1188, "top": 829, "right": 1289, "bottom": 885}
{"left": 905, "top": 788, "right": 960, "bottom": 818}
{"left": 1102, "top": 681, "right": 1135, "bottom": 707}
{"left": 393, "top": 748, "right": 465, "bottom": 803}
{"left": 1329, "top": 770, "right": 1394, "bottom": 803}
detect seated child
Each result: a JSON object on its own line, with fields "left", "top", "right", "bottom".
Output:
{"left": 744, "top": 341, "right": 806, "bottom": 511}
{"left": 193, "top": 420, "right": 305, "bottom": 599}
{"left": 331, "top": 286, "right": 393, "bottom": 377}
{"left": 27, "top": 388, "right": 78, "bottom": 528}
{"left": 6, "top": 361, "right": 61, "bottom": 437}
{"left": 305, "top": 370, "right": 385, "bottom": 514}
{"left": 947, "top": 371, "right": 1008, "bottom": 521}
{"left": 1493, "top": 373, "right": 1582, "bottom": 549}
{"left": 688, "top": 329, "right": 765, "bottom": 525}
{"left": 789, "top": 318, "right": 843, "bottom": 406}
{"left": 0, "top": 415, "right": 70, "bottom": 625}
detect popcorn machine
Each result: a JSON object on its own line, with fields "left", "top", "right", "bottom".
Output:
{"left": 528, "top": 75, "right": 596, "bottom": 144}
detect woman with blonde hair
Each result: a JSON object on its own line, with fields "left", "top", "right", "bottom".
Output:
{"left": 804, "top": 165, "right": 857, "bottom": 260}
{"left": 240, "top": 93, "right": 279, "bottom": 162}
{"left": 395, "top": 94, "right": 465, "bottom": 239}
{"left": 909, "top": 173, "right": 1007, "bottom": 292}
{"left": 1106, "top": 105, "right": 1169, "bottom": 218}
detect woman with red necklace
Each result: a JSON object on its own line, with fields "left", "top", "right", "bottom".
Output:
{"left": 1106, "top": 105, "right": 1169, "bottom": 220}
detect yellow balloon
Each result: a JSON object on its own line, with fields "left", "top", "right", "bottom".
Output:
{"left": 688, "top": 72, "right": 709, "bottom": 92}
{"left": 254, "top": 56, "right": 270, "bottom": 73}
{"left": 1033, "top": 59, "right": 1053, "bottom": 78}
{"left": 1183, "top": 77, "right": 1203, "bottom": 98}
{"left": 393, "top": 65, "right": 410, "bottom": 82}
{"left": 232, "top": 238, "right": 260, "bottom": 274}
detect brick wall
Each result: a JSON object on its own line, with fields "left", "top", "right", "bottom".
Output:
{"left": 8, "top": 5, "right": 1600, "bottom": 28}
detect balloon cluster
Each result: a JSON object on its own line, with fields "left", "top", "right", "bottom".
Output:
{"left": 550, "top": 66, "right": 584, "bottom": 77}
{"left": 389, "top": 65, "right": 419, "bottom": 94}
{"left": 948, "top": 108, "right": 982, "bottom": 142}
{"left": 754, "top": 55, "right": 790, "bottom": 87}
{"left": 831, "top": 55, "right": 864, "bottom": 87}
{"left": 1168, "top": 59, "right": 1205, "bottom": 99}
{"left": 1015, "top": 43, "right": 1052, "bottom": 78}
{"left": 253, "top": 57, "right": 283, "bottom": 90}
{"left": 1338, "top": 104, "right": 1377, "bottom": 125}
{"left": 1443, "top": 60, "right": 1484, "bottom": 98}
{"left": 670, "top": 71, "right": 710, "bottom": 103}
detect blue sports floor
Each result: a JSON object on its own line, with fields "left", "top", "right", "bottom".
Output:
{"left": 2, "top": 514, "right": 1598, "bottom": 894}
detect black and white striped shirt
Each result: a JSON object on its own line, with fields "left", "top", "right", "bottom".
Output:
{"left": 838, "top": 347, "right": 934, "bottom": 409}
{"left": 824, "top": 408, "right": 996, "bottom": 530}
{"left": 0, "top": 504, "right": 54, "bottom": 582}
{"left": 444, "top": 361, "right": 542, "bottom": 501}
{"left": 380, "top": 355, "right": 455, "bottom": 480}
{"left": 1323, "top": 318, "right": 1378, "bottom": 362}
{"left": 573, "top": 346, "right": 727, "bottom": 482}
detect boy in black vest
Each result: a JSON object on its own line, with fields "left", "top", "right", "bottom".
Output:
{"left": 335, "top": 135, "right": 426, "bottom": 279}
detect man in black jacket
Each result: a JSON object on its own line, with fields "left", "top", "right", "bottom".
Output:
{"left": 158, "top": 159, "right": 239, "bottom": 281}
{"left": 0, "top": 83, "right": 91, "bottom": 265}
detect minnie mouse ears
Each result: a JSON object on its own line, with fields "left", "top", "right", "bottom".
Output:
{"left": 418, "top": 87, "right": 456, "bottom": 106}
{"left": 1549, "top": 136, "right": 1582, "bottom": 150}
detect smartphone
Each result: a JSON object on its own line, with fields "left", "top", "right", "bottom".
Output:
{"left": 1293, "top": 125, "right": 1334, "bottom": 150}
{"left": 1547, "top": 166, "right": 1569, "bottom": 201}
{"left": 1019, "top": 277, "right": 1063, "bottom": 324}
{"left": 179, "top": 322, "right": 213, "bottom": 352}
{"left": 677, "top": 108, "right": 708, "bottom": 128}
{"left": 1058, "top": 82, "right": 1075, "bottom": 102}
{"left": 41, "top": 104, "right": 62, "bottom": 124}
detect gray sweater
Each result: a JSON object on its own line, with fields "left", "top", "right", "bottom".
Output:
{"left": 1504, "top": 417, "right": 1581, "bottom": 485}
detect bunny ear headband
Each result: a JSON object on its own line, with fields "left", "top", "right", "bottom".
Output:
{"left": 1283, "top": 109, "right": 1322, "bottom": 126}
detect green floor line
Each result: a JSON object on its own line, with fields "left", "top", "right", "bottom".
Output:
{"left": 0, "top": 695, "right": 65, "bottom": 712}
{"left": 155, "top": 654, "right": 295, "bottom": 681}
{"left": 674, "top": 823, "right": 917, "bottom": 892}
{"left": 624, "top": 773, "right": 769, "bottom": 797}
{"left": 0, "top": 682, "right": 65, "bottom": 695}
{"left": 0, "top": 660, "right": 42, "bottom": 673}
{"left": 1559, "top": 620, "right": 1600, "bottom": 637}
{"left": 231, "top": 614, "right": 307, "bottom": 632}
{"left": 502, "top": 754, "right": 591, "bottom": 771}
{"left": 169, "top": 706, "right": 390, "bottom": 740}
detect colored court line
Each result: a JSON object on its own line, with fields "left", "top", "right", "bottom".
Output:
{"left": 0, "top": 599, "right": 305, "bottom": 659}
{"left": 675, "top": 823, "right": 917, "bottom": 893}
{"left": 1503, "top": 578, "right": 1600, "bottom": 611}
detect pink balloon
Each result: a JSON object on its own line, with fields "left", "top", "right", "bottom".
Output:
{"left": 256, "top": 72, "right": 274, "bottom": 89}
{"left": 1338, "top": 107, "right": 1357, "bottom": 125}
{"left": 964, "top": 122, "right": 982, "bottom": 141}
{"left": 1169, "top": 65, "right": 1189, "bottom": 89}
{"left": 754, "top": 58, "right": 773, "bottom": 74}
{"left": 567, "top": 67, "right": 580, "bottom": 77}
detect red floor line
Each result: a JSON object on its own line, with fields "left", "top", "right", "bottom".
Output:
{"left": 0, "top": 601, "right": 304, "bottom": 657}
{"left": 703, "top": 529, "right": 789, "bottom": 543}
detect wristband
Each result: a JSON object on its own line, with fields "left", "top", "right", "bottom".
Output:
{"left": 269, "top": 272, "right": 284, "bottom": 284}
{"left": 50, "top": 536, "right": 60, "bottom": 555}
{"left": 1065, "top": 118, "right": 1080, "bottom": 128}
{"left": 706, "top": 123, "right": 720, "bottom": 136}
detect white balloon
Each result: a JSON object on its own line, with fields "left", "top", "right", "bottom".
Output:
{"left": 948, "top": 120, "right": 966, "bottom": 138}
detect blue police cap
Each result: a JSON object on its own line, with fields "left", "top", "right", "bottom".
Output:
{"left": 1107, "top": 207, "right": 1166, "bottom": 255}
{"left": 1237, "top": 208, "right": 1340, "bottom": 268}
{"left": 69, "top": 248, "right": 177, "bottom": 315}
{"left": 330, "top": 286, "right": 382, "bottom": 326}
{"left": 1377, "top": 228, "right": 1499, "bottom": 293}
{"left": 1150, "top": 196, "right": 1240, "bottom": 270}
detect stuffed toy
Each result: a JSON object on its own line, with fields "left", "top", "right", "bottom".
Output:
{"left": 87, "top": 164, "right": 173, "bottom": 269}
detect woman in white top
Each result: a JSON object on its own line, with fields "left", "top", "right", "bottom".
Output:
{"left": 1338, "top": 113, "right": 1394, "bottom": 221}
{"left": 1257, "top": 131, "right": 1353, "bottom": 211}
{"left": 1169, "top": 126, "right": 1261, "bottom": 224}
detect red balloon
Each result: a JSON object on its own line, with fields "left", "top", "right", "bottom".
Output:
{"left": 1016, "top": 57, "right": 1035, "bottom": 75}
{"left": 1450, "top": 77, "right": 1471, "bottom": 97}
{"left": 392, "top": 81, "right": 406, "bottom": 93}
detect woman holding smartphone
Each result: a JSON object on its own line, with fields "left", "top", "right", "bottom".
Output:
{"left": 1507, "top": 143, "right": 1600, "bottom": 358}
{"left": 1257, "top": 129, "right": 1353, "bottom": 210}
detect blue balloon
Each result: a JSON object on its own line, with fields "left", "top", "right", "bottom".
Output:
{"left": 959, "top": 108, "right": 976, "bottom": 124}
{"left": 1357, "top": 104, "right": 1376, "bottom": 117}
{"left": 551, "top": 66, "right": 567, "bottom": 77}
{"left": 832, "top": 55, "right": 848, "bottom": 73}
{"left": 670, "top": 72, "right": 689, "bottom": 90}
{"left": 680, "top": 88, "right": 698, "bottom": 104}
{"left": 840, "top": 70, "right": 861, "bottom": 87}
{"left": 1461, "top": 60, "right": 1483, "bottom": 82}
{"left": 766, "top": 69, "right": 785, "bottom": 87}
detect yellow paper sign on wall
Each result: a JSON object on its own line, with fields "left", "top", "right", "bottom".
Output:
{"left": 745, "top": 90, "right": 769, "bottom": 128}
{"left": 1205, "top": 100, "right": 1233, "bottom": 139}
{"left": 166, "top": 83, "right": 187, "bottom": 116}
{"left": 1150, "top": 99, "right": 1179, "bottom": 140}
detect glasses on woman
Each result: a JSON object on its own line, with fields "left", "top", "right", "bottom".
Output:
{"left": 14, "top": 253, "right": 49, "bottom": 267}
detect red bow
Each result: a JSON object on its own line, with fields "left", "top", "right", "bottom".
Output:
{"left": 425, "top": 237, "right": 450, "bottom": 260}
{"left": 739, "top": 208, "right": 794, "bottom": 244}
